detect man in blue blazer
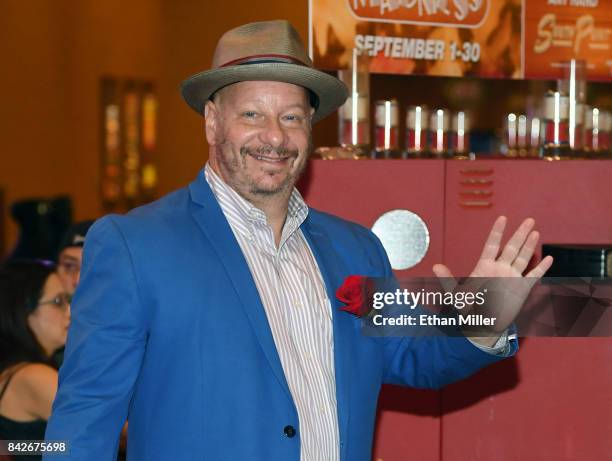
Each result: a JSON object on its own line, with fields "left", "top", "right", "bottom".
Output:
{"left": 45, "top": 20, "right": 552, "bottom": 460}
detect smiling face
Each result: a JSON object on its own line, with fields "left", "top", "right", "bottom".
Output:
{"left": 205, "top": 81, "right": 314, "bottom": 204}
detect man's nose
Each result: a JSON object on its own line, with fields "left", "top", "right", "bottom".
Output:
{"left": 259, "top": 116, "right": 288, "bottom": 148}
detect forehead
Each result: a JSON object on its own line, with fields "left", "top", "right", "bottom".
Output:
{"left": 219, "top": 81, "right": 310, "bottom": 105}
{"left": 43, "top": 273, "right": 64, "bottom": 295}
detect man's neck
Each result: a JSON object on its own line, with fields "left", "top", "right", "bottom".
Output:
{"left": 248, "top": 193, "right": 290, "bottom": 248}
{"left": 208, "top": 161, "right": 291, "bottom": 247}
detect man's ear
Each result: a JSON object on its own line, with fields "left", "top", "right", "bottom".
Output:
{"left": 204, "top": 100, "right": 219, "bottom": 146}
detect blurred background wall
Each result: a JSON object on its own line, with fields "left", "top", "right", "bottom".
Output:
{"left": 0, "top": 0, "right": 311, "bottom": 253}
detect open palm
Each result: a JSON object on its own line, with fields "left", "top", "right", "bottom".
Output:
{"left": 433, "top": 216, "right": 554, "bottom": 339}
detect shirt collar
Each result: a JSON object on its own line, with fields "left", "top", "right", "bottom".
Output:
{"left": 204, "top": 163, "right": 309, "bottom": 236}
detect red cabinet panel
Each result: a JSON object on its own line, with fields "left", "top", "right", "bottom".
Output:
{"left": 442, "top": 159, "right": 612, "bottom": 461}
{"left": 444, "top": 159, "right": 612, "bottom": 276}
{"left": 441, "top": 338, "right": 612, "bottom": 461}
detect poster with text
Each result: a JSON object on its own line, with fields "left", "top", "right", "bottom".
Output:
{"left": 310, "top": 0, "right": 523, "bottom": 78}
{"left": 524, "top": 0, "right": 612, "bottom": 81}
{"left": 310, "top": 0, "right": 612, "bottom": 81}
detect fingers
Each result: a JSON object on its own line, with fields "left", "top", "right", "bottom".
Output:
{"left": 498, "top": 218, "right": 535, "bottom": 264}
{"left": 479, "top": 216, "right": 507, "bottom": 261}
{"left": 433, "top": 264, "right": 453, "bottom": 278}
{"left": 526, "top": 255, "right": 554, "bottom": 278}
{"left": 433, "top": 264, "right": 457, "bottom": 293}
{"left": 511, "top": 230, "right": 540, "bottom": 274}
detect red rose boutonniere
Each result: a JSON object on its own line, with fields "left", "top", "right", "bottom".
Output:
{"left": 336, "top": 275, "right": 370, "bottom": 317}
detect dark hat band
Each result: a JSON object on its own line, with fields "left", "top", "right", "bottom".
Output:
{"left": 213, "top": 56, "right": 320, "bottom": 110}
{"left": 220, "top": 54, "right": 309, "bottom": 68}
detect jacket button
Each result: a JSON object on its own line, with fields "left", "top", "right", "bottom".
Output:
{"left": 283, "top": 425, "right": 296, "bottom": 438}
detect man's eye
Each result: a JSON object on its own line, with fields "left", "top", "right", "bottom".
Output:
{"left": 283, "top": 114, "right": 302, "bottom": 122}
{"left": 243, "top": 111, "right": 257, "bottom": 118}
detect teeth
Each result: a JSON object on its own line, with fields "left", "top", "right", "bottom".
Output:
{"left": 254, "top": 155, "right": 285, "bottom": 162}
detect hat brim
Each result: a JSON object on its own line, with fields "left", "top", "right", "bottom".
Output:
{"left": 180, "top": 63, "right": 348, "bottom": 124}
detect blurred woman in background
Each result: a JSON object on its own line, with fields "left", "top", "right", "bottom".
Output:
{"left": 0, "top": 260, "right": 70, "bottom": 459}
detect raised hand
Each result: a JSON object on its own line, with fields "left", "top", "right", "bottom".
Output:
{"left": 432, "top": 216, "right": 554, "bottom": 345}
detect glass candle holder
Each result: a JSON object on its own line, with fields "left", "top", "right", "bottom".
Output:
{"left": 405, "top": 105, "right": 429, "bottom": 157}
{"left": 504, "top": 113, "right": 518, "bottom": 157}
{"left": 558, "top": 59, "right": 586, "bottom": 151}
{"left": 429, "top": 108, "right": 449, "bottom": 156}
{"left": 529, "top": 117, "right": 541, "bottom": 157}
{"left": 374, "top": 99, "right": 399, "bottom": 157}
{"left": 542, "top": 91, "right": 571, "bottom": 159}
{"left": 451, "top": 111, "right": 469, "bottom": 156}
{"left": 338, "top": 48, "right": 370, "bottom": 155}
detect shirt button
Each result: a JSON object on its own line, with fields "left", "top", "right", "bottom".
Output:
{"left": 283, "top": 425, "right": 296, "bottom": 438}
{"left": 295, "top": 300, "right": 302, "bottom": 309}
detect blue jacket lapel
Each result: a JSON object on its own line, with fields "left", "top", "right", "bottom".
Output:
{"left": 187, "top": 172, "right": 293, "bottom": 403}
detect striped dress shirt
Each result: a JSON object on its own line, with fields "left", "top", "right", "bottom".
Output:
{"left": 205, "top": 164, "right": 340, "bottom": 461}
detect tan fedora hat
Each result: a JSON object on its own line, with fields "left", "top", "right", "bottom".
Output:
{"left": 180, "top": 20, "right": 348, "bottom": 124}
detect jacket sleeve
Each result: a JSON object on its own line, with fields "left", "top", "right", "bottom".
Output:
{"left": 44, "top": 216, "right": 148, "bottom": 460}
{"left": 368, "top": 232, "right": 517, "bottom": 390}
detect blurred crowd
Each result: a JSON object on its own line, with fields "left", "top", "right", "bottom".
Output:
{"left": 0, "top": 220, "right": 92, "bottom": 461}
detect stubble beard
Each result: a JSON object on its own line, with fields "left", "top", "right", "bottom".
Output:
{"left": 215, "top": 138, "right": 312, "bottom": 201}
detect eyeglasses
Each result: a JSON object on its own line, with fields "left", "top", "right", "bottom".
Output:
{"left": 58, "top": 260, "right": 80, "bottom": 276}
{"left": 38, "top": 293, "right": 72, "bottom": 309}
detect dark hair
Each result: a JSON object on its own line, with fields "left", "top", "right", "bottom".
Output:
{"left": 0, "top": 260, "right": 57, "bottom": 372}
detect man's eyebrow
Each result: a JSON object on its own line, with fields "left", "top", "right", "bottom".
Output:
{"left": 233, "top": 98, "right": 308, "bottom": 108}
{"left": 60, "top": 255, "right": 80, "bottom": 262}
{"left": 236, "top": 102, "right": 309, "bottom": 112}
{"left": 282, "top": 104, "right": 309, "bottom": 112}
